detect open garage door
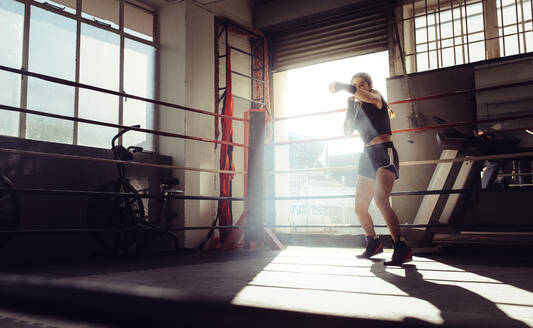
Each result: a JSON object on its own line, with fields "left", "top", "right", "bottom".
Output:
{"left": 266, "top": 0, "right": 392, "bottom": 72}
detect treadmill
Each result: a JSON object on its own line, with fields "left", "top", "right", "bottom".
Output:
{"left": 411, "top": 117, "right": 520, "bottom": 245}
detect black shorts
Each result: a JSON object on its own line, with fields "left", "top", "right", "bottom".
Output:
{"left": 358, "top": 142, "right": 399, "bottom": 180}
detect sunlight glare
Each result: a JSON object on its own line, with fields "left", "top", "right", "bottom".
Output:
{"left": 285, "top": 52, "right": 390, "bottom": 155}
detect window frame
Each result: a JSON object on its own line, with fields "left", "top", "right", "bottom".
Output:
{"left": 399, "top": 0, "right": 533, "bottom": 73}
{"left": 11, "top": 0, "right": 158, "bottom": 148}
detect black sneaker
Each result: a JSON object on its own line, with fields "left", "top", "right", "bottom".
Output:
{"left": 385, "top": 241, "right": 412, "bottom": 266}
{"left": 356, "top": 236, "right": 383, "bottom": 259}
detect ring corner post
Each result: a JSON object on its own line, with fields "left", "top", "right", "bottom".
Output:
{"left": 245, "top": 110, "right": 265, "bottom": 245}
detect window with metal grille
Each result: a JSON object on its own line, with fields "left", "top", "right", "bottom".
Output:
{"left": 0, "top": 0, "right": 157, "bottom": 150}
{"left": 400, "top": 0, "right": 533, "bottom": 73}
{"left": 497, "top": 0, "right": 533, "bottom": 56}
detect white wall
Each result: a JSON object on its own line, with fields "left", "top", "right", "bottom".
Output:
{"left": 183, "top": 2, "right": 216, "bottom": 248}
{"left": 157, "top": 0, "right": 253, "bottom": 248}
{"left": 158, "top": 1, "right": 187, "bottom": 240}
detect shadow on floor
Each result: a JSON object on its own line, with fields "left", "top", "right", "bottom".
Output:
{"left": 419, "top": 244, "right": 533, "bottom": 295}
{"left": 0, "top": 249, "right": 282, "bottom": 302}
{"left": 370, "top": 261, "right": 530, "bottom": 328}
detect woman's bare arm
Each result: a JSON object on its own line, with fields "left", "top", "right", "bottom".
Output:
{"left": 354, "top": 89, "right": 383, "bottom": 109}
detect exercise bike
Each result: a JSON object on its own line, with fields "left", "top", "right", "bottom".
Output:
{"left": 86, "top": 125, "right": 180, "bottom": 256}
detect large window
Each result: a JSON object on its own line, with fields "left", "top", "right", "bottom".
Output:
{"left": 78, "top": 23, "right": 120, "bottom": 148}
{"left": 0, "top": 0, "right": 24, "bottom": 137}
{"left": 0, "top": 0, "right": 157, "bottom": 150}
{"left": 402, "top": 0, "right": 533, "bottom": 73}
{"left": 273, "top": 52, "right": 391, "bottom": 235}
{"left": 27, "top": 5, "right": 76, "bottom": 144}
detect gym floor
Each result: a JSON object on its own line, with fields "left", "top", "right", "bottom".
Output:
{"left": 0, "top": 245, "right": 532, "bottom": 328}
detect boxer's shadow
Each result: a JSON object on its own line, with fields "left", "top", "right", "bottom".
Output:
{"left": 370, "top": 262, "right": 529, "bottom": 328}
{"left": 369, "top": 258, "right": 386, "bottom": 263}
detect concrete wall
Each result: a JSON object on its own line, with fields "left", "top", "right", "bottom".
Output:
{"left": 202, "top": 0, "right": 253, "bottom": 27}
{"left": 157, "top": 0, "right": 253, "bottom": 248}
{"left": 475, "top": 56, "right": 533, "bottom": 147}
{"left": 387, "top": 54, "right": 533, "bottom": 225}
{"left": 0, "top": 135, "right": 172, "bottom": 262}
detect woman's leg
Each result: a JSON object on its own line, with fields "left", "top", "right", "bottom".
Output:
{"left": 374, "top": 168, "right": 401, "bottom": 242}
{"left": 354, "top": 175, "right": 376, "bottom": 236}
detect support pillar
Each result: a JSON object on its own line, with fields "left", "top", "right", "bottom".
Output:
{"left": 246, "top": 111, "right": 265, "bottom": 244}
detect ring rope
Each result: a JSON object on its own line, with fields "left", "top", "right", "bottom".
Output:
{"left": 270, "top": 165, "right": 360, "bottom": 174}
{"left": 400, "top": 151, "right": 533, "bottom": 166}
{"left": 0, "top": 226, "right": 249, "bottom": 234}
{"left": 389, "top": 78, "right": 533, "bottom": 105}
{"left": 0, "top": 147, "right": 246, "bottom": 175}
{"left": 0, "top": 64, "right": 247, "bottom": 122}
{"left": 267, "top": 186, "right": 533, "bottom": 200}
{"left": 392, "top": 112, "right": 533, "bottom": 134}
{"left": 0, "top": 104, "right": 247, "bottom": 148}
{"left": 3, "top": 185, "right": 531, "bottom": 201}
{"left": 0, "top": 187, "right": 246, "bottom": 201}
{"left": 272, "top": 78, "right": 533, "bottom": 122}
{"left": 267, "top": 151, "right": 533, "bottom": 174}
{"left": 274, "top": 112, "right": 533, "bottom": 146}
{"left": 2, "top": 223, "right": 532, "bottom": 234}
{"left": 273, "top": 108, "right": 345, "bottom": 122}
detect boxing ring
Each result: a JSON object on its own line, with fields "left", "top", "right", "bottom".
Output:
{"left": 2, "top": 59, "right": 533, "bottom": 246}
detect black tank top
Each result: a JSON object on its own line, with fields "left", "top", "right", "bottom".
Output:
{"left": 349, "top": 96, "right": 391, "bottom": 144}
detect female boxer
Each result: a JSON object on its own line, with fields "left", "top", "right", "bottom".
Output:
{"left": 329, "top": 72, "right": 411, "bottom": 266}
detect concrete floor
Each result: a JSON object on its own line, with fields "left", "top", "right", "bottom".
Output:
{"left": 0, "top": 245, "right": 532, "bottom": 327}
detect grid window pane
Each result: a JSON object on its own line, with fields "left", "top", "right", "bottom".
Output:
{"left": 524, "top": 0, "right": 532, "bottom": 21}
{"left": 455, "top": 46, "right": 465, "bottom": 65}
{"left": 417, "top": 53, "right": 428, "bottom": 71}
{"left": 504, "top": 34, "right": 520, "bottom": 54}
{"left": 34, "top": 0, "right": 76, "bottom": 15}
{"left": 442, "top": 37, "right": 453, "bottom": 47}
{"left": 526, "top": 31, "right": 533, "bottom": 52}
{"left": 78, "top": 23, "right": 120, "bottom": 148}
{"left": 0, "top": 0, "right": 157, "bottom": 149}
{"left": 501, "top": 1, "right": 518, "bottom": 25}
{"left": 406, "top": 0, "right": 533, "bottom": 73}
{"left": 416, "top": 27, "right": 428, "bottom": 43}
{"left": 428, "top": 13, "right": 435, "bottom": 25}
{"left": 499, "top": 34, "right": 506, "bottom": 55}
{"left": 0, "top": 0, "right": 24, "bottom": 137}
{"left": 26, "top": 6, "right": 76, "bottom": 143}
{"left": 504, "top": 25, "right": 517, "bottom": 35}
{"left": 454, "top": 18, "right": 464, "bottom": 38}
{"left": 125, "top": 2, "right": 154, "bottom": 41}
{"left": 469, "top": 40, "right": 485, "bottom": 62}
{"left": 442, "top": 47, "right": 455, "bottom": 67}
{"left": 416, "top": 43, "right": 428, "bottom": 52}
{"left": 441, "top": 21, "right": 453, "bottom": 39}
{"left": 429, "top": 50, "right": 438, "bottom": 69}
{"left": 470, "top": 31, "right": 485, "bottom": 42}
{"left": 82, "top": 0, "right": 119, "bottom": 29}
{"left": 123, "top": 38, "right": 155, "bottom": 150}
{"left": 466, "top": 8, "right": 484, "bottom": 33}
